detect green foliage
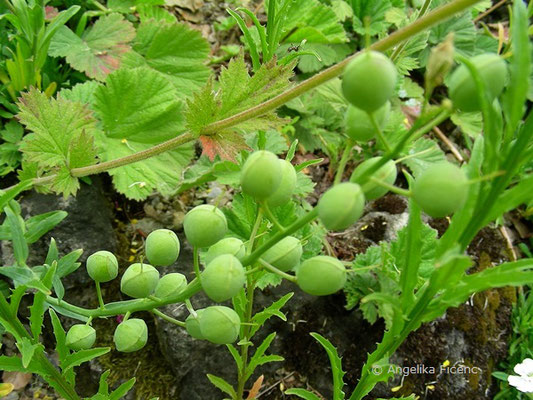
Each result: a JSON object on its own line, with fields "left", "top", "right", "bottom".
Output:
{"left": 49, "top": 13, "right": 136, "bottom": 81}
{"left": 122, "top": 20, "right": 211, "bottom": 98}
{"left": 186, "top": 54, "right": 294, "bottom": 160}
{"left": 0, "top": 121, "right": 23, "bottom": 176}
{"left": 92, "top": 67, "right": 194, "bottom": 199}
{"left": 17, "top": 89, "right": 99, "bottom": 196}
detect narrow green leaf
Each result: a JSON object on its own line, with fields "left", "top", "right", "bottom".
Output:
{"left": 25, "top": 211, "right": 67, "bottom": 244}
{"left": 310, "top": 333, "right": 345, "bottom": 400}
{"left": 206, "top": 374, "right": 237, "bottom": 399}
{"left": 251, "top": 292, "right": 293, "bottom": 337}
{"left": 284, "top": 388, "right": 322, "bottom": 400}
{"left": 109, "top": 377, "right": 136, "bottom": 400}
{"left": 4, "top": 206, "right": 28, "bottom": 266}
{"left": 226, "top": 344, "right": 243, "bottom": 371}
{"left": 399, "top": 198, "right": 422, "bottom": 309}
{"left": 245, "top": 332, "right": 283, "bottom": 380}
{"left": 29, "top": 264, "right": 56, "bottom": 340}
{"left": 17, "top": 337, "right": 39, "bottom": 368}
{"left": 227, "top": 9, "right": 261, "bottom": 71}
{"left": 0, "top": 180, "right": 33, "bottom": 211}
{"left": 502, "top": 0, "right": 531, "bottom": 138}
{"left": 49, "top": 309, "right": 69, "bottom": 365}
{"left": 62, "top": 347, "right": 111, "bottom": 371}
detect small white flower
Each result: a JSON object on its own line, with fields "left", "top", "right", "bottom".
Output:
{"left": 508, "top": 358, "right": 533, "bottom": 393}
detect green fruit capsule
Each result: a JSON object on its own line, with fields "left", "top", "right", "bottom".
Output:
{"left": 154, "top": 273, "right": 187, "bottom": 298}
{"left": 184, "top": 205, "right": 228, "bottom": 248}
{"left": 266, "top": 159, "right": 297, "bottom": 207}
{"left": 296, "top": 256, "right": 347, "bottom": 296}
{"left": 318, "top": 183, "right": 365, "bottom": 231}
{"left": 205, "top": 238, "right": 246, "bottom": 265}
{"left": 344, "top": 101, "right": 391, "bottom": 142}
{"left": 65, "top": 324, "right": 96, "bottom": 350}
{"left": 262, "top": 236, "right": 303, "bottom": 272}
{"left": 199, "top": 306, "right": 241, "bottom": 345}
{"left": 185, "top": 309, "right": 205, "bottom": 340}
{"left": 201, "top": 254, "right": 245, "bottom": 302}
{"left": 342, "top": 51, "right": 397, "bottom": 113}
{"left": 412, "top": 162, "right": 468, "bottom": 218}
{"left": 145, "top": 229, "right": 180, "bottom": 267}
{"left": 113, "top": 318, "right": 148, "bottom": 353}
{"left": 350, "top": 157, "right": 397, "bottom": 200}
{"left": 240, "top": 151, "right": 282, "bottom": 200}
{"left": 448, "top": 53, "right": 507, "bottom": 112}
{"left": 86, "top": 251, "right": 118, "bottom": 283}
{"left": 120, "top": 263, "right": 159, "bottom": 298}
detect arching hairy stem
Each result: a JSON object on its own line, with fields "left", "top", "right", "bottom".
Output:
{"left": 27, "top": 0, "right": 482, "bottom": 189}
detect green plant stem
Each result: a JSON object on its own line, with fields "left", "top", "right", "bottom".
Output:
{"left": 258, "top": 259, "right": 297, "bottom": 283}
{"left": 193, "top": 247, "right": 201, "bottom": 281}
{"left": 390, "top": 0, "right": 433, "bottom": 62}
{"left": 247, "top": 208, "right": 264, "bottom": 255}
{"left": 70, "top": 132, "right": 196, "bottom": 178}
{"left": 13, "top": 0, "right": 481, "bottom": 193}
{"left": 334, "top": 139, "right": 354, "bottom": 185}
{"left": 261, "top": 202, "right": 285, "bottom": 232}
{"left": 95, "top": 281, "right": 105, "bottom": 310}
{"left": 368, "top": 112, "right": 392, "bottom": 153}
{"left": 200, "top": 0, "right": 480, "bottom": 136}
{"left": 237, "top": 279, "right": 255, "bottom": 400}
{"left": 45, "top": 279, "right": 203, "bottom": 318}
{"left": 242, "top": 208, "right": 319, "bottom": 267}
{"left": 369, "top": 177, "right": 411, "bottom": 197}
{"left": 152, "top": 309, "right": 186, "bottom": 328}
{"left": 0, "top": 295, "right": 81, "bottom": 400}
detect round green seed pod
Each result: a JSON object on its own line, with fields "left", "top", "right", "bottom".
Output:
{"left": 202, "top": 254, "right": 245, "bottom": 302}
{"left": 240, "top": 151, "right": 282, "bottom": 200}
{"left": 350, "top": 157, "right": 397, "bottom": 200}
{"left": 120, "top": 263, "right": 159, "bottom": 298}
{"left": 344, "top": 101, "right": 391, "bottom": 142}
{"left": 296, "top": 256, "right": 347, "bottom": 296}
{"left": 318, "top": 183, "right": 365, "bottom": 231}
{"left": 154, "top": 273, "right": 187, "bottom": 298}
{"left": 199, "top": 306, "right": 241, "bottom": 345}
{"left": 65, "top": 324, "right": 96, "bottom": 350}
{"left": 185, "top": 309, "right": 205, "bottom": 340}
{"left": 342, "top": 51, "right": 397, "bottom": 113}
{"left": 183, "top": 205, "right": 228, "bottom": 248}
{"left": 448, "top": 53, "right": 508, "bottom": 112}
{"left": 266, "top": 159, "right": 297, "bottom": 207}
{"left": 412, "top": 162, "right": 468, "bottom": 218}
{"left": 261, "top": 236, "right": 303, "bottom": 272}
{"left": 113, "top": 318, "right": 148, "bottom": 353}
{"left": 145, "top": 229, "right": 180, "bottom": 267}
{"left": 205, "top": 238, "right": 246, "bottom": 265}
{"left": 86, "top": 251, "right": 118, "bottom": 283}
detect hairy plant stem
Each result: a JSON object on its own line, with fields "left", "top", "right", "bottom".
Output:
{"left": 17, "top": 0, "right": 480, "bottom": 192}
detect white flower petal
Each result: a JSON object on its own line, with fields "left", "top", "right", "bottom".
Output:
{"left": 514, "top": 359, "right": 533, "bottom": 377}
{"left": 508, "top": 375, "right": 533, "bottom": 393}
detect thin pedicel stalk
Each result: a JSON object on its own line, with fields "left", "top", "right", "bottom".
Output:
{"left": 22, "top": 0, "right": 482, "bottom": 190}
